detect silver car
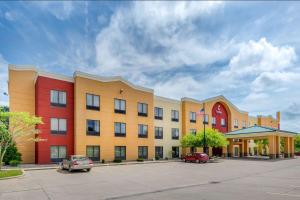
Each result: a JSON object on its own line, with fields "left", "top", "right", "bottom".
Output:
{"left": 60, "top": 155, "right": 93, "bottom": 172}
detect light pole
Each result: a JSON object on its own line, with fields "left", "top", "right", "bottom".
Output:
{"left": 203, "top": 102, "right": 208, "bottom": 154}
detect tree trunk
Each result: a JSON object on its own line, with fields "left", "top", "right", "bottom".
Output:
{"left": 0, "top": 146, "right": 8, "bottom": 171}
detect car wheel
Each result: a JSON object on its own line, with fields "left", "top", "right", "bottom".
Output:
{"left": 184, "top": 159, "right": 186, "bottom": 162}
{"left": 60, "top": 163, "right": 64, "bottom": 170}
{"left": 86, "top": 168, "right": 91, "bottom": 172}
{"left": 68, "top": 166, "right": 72, "bottom": 172}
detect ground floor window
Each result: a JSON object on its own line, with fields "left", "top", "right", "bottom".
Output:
{"left": 115, "top": 146, "right": 126, "bottom": 160}
{"left": 86, "top": 146, "right": 100, "bottom": 161}
{"left": 138, "top": 146, "right": 148, "bottom": 159}
{"left": 155, "top": 146, "right": 163, "bottom": 159}
{"left": 50, "top": 146, "right": 66, "bottom": 162}
{"left": 172, "top": 146, "right": 179, "bottom": 158}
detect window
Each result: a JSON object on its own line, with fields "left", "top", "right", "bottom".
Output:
{"left": 86, "top": 120, "right": 100, "bottom": 136}
{"left": 154, "top": 107, "right": 163, "bottom": 120}
{"left": 138, "top": 103, "right": 148, "bottom": 116}
{"left": 190, "top": 129, "right": 197, "bottom": 135}
{"left": 155, "top": 127, "right": 163, "bottom": 139}
{"left": 172, "top": 146, "right": 179, "bottom": 158}
{"left": 115, "top": 122, "right": 126, "bottom": 137}
{"left": 138, "top": 124, "right": 148, "bottom": 138}
{"left": 86, "top": 93, "right": 100, "bottom": 110}
{"left": 171, "top": 110, "right": 179, "bottom": 122}
{"left": 50, "top": 90, "right": 66, "bottom": 107}
{"left": 86, "top": 146, "right": 100, "bottom": 161}
{"left": 115, "top": 146, "right": 126, "bottom": 160}
{"left": 172, "top": 128, "right": 179, "bottom": 140}
{"left": 51, "top": 118, "right": 67, "bottom": 134}
{"left": 190, "top": 112, "right": 196, "bottom": 123}
{"left": 221, "top": 118, "right": 226, "bottom": 127}
{"left": 155, "top": 146, "right": 163, "bottom": 159}
{"left": 234, "top": 119, "right": 238, "bottom": 128}
{"left": 114, "top": 99, "right": 126, "bottom": 114}
{"left": 242, "top": 121, "right": 246, "bottom": 129}
{"left": 50, "top": 146, "right": 66, "bottom": 162}
{"left": 138, "top": 146, "right": 148, "bottom": 159}
{"left": 203, "top": 114, "right": 209, "bottom": 124}
{"left": 212, "top": 117, "right": 216, "bottom": 126}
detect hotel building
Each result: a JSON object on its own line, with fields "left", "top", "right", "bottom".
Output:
{"left": 8, "top": 65, "right": 295, "bottom": 164}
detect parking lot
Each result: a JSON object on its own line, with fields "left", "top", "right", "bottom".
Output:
{"left": 1, "top": 158, "right": 300, "bottom": 200}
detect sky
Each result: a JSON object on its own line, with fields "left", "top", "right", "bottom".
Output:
{"left": 0, "top": 1, "right": 300, "bottom": 132}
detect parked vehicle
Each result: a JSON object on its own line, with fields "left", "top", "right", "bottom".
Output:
{"left": 60, "top": 155, "right": 93, "bottom": 172}
{"left": 182, "top": 152, "right": 209, "bottom": 163}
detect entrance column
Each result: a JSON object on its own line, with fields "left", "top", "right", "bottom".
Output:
{"left": 239, "top": 140, "right": 244, "bottom": 157}
{"left": 284, "top": 137, "right": 290, "bottom": 158}
{"left": 243, "top": 139, "right": 248, "bottom": 157}
{"left": 289, "top": 137, "right": 295, "bottom": 158}
{"left": 268, "top": 135, "right": 276, "bottom": 159}
{"left": 228, "top": 139, "right": 233, "bottom": 157}
{"left": 276, "top": 135, "right": 281, "bottom": 158}
{"left": 222, "top": 146, "right": 228, "bottom": 157}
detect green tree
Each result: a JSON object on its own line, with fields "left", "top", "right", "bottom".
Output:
{"left": 181, "top": 128, "right": 228, "bottom": 149}
{"left": 295, "top": 134, "right": 300, "bottom": 153}
{"left": 0, "top": 111, "right": 43, "bottom": 170}
{"left": 254, "top": 139, "right": 269, "bottom": 155}
{"left": 3, "top": 142, "right": 22, "bottom": 165}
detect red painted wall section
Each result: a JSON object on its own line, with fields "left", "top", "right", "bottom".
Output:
{"left": 35, "top": 76, "right": 74, "bottom": 164}
{"left": 212, "top": 102, "right": 228, "bottom": 133}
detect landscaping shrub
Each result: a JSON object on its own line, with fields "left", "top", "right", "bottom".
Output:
{"left": 113, "top": 159, "right": 122, "bottom": 163}
{"left": 3, "top": 143, "right": 22, "bottom": 165}
{"left": 102, "top": 159, "right": 105, "bottom": 163}
{"left": 136, "top": 158, "right": 144, "bottom": 162}
{"left": 9, "top": 160, "right": 20, "bottom": 167}
{"left": 155, "top": 156, "right": 160, "bottom": 160}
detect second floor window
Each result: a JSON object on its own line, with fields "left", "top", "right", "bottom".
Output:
{"left": 242, "top": 120, "right": 246, "bottom": 129}
{"left": 115, "top": 122, "right": 126, "bottom": 137}
{"left": 234, "top": 119, "right": 238, "bottom": 128}
{"left": 171, "top": 110, "right": 179, "bottom": 122}
{"left": 212, "top": 117, "right": 216, "bottom": 126}
{"left": 203, "top": 114, "right": 209, "bottom": 124}
{"left": 221, "top": 118, "right": 226, "bottom": 127}
{"left": 138, "top": 103, "right": 148, "bottom": 117}
{"left": 114, "top": 99, "right": 126, "bottom": 114}
{"left": 172, "top": 128, "right": 179, "bottom": 140}
{"left": 155, "top": 127, "right": 163, "bottom": 139}
{"left": 50, "top": 90, "right": 66, "bottom": 107}
{"left": 154, "top": 107, "right": 163, "bottom": 120}
{"left": 190, "top": 112, "right": 196, "bottom": 123}
{"left": 86, "top": 93, "right": 100, "bottom": 110}
{"left": 86, "top": 120, "right": 100, "bottom": 136}
{"left": 51, "top": 118, "right": 67, "bottom": 134}
{"left": 138, "top": 124, "right": 148, "bottom": 138}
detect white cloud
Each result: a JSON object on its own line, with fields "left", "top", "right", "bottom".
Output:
{"left": 32, "top": 2, "right": 74, "bottom": 20}
{"left": 0, "top": 54, "right": 8, "bottom": 106}
{"left": 4, "top": 11, "right": 20, "bottom": 21}
{"left": 95, "top": 1, "right": 227, "bottom": 76}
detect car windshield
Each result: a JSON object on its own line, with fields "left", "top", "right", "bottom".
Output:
{"left": 72, "top": 156, "right": 88, "bottom": 161}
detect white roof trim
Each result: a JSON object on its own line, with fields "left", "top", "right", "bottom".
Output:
{"left": 154, "top": 95, "right": 181, "bottom": 104}
{"left": 74, "top": 71, "right": 153, "bottom": 93}
{"left": 181, "top": 95, "right": 248, "bottom": 114}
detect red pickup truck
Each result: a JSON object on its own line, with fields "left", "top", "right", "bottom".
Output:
{"left": 183, "top": 152, "right": 209, "bottom": 163}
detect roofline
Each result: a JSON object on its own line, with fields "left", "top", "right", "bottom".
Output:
{"left": 9, "top": 64, "right": 74, "bottom": 83}
{"left": 154, "top": 95, "right": 181, "bottom": 104}
{"left": 74, "top": 71, "right": 154, "bottom": 93}
{"left": 225, "top": 131, "right": 296, "bottom": 138}
{"left": 226, "top": 125, "right": 298, "bottom": 136}
{"left": 181, "top": 95, "right": 248, "bottom": 114}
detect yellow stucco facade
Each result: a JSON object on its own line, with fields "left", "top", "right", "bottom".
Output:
{"left": 8, "top": 66, "right": 37, "bottom": 163}
{"left": 74, "top": 73, "right": 155, "bottom": 161}
{"left": 154, "top": 96, "right": 182, "bottom": 159}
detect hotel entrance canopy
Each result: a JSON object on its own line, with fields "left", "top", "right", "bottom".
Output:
{"left": 225, "top": 126, "right": 298, "bottom": 159}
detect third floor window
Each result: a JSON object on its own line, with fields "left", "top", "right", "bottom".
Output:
{"left": 171, "top": 110, "right": 179, "bottom": 122}
{"left": 50, "top": 90, "right": 66, "bottom": 107}
{"left": 114, "top": 99, "right": 126, "bottom": 114}
{"left": 154, "top": 107, "right": 163, "bottom": 120}
{"left": 190, "top": 112, "right": 196, "bottom": 123}
{"left": 138, "top": 103, "right": 148, "bottom": 117}
{"left": 86, "top": 93, "right": 100, "bottom": 111}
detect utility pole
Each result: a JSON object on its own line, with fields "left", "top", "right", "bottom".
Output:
{"left": 203, "top": 102, "right": 207, "bottom": 154}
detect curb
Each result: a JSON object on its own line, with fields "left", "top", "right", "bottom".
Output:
{"left": 0, "top": 169, "right": 25, "bottom": 180}
{"left": 23, "top": 160, "right": 181, "bottom": 171}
